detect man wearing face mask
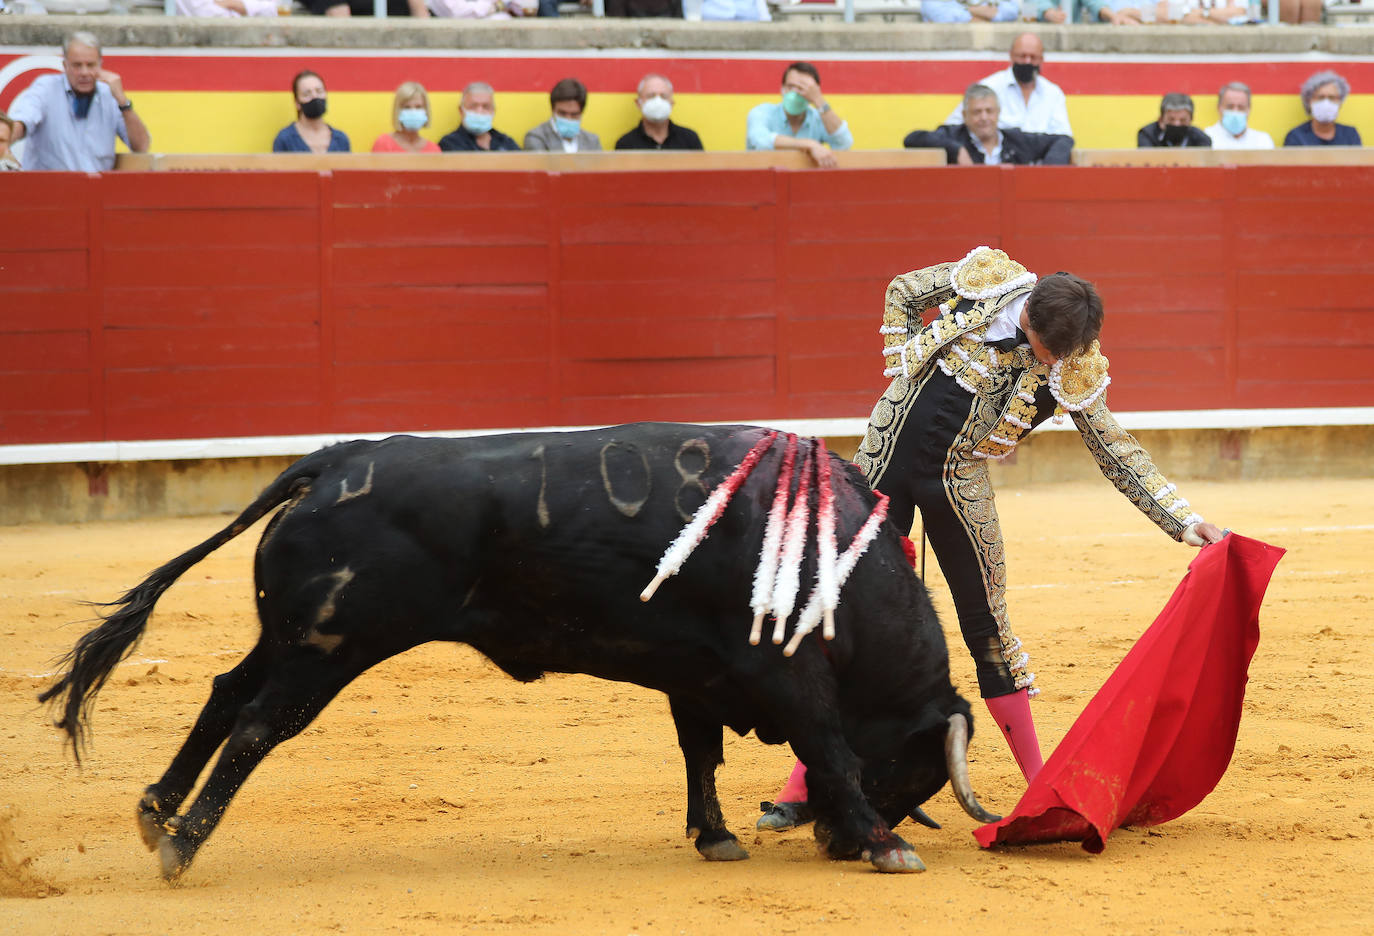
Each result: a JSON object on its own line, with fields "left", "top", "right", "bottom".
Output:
{"left": 746, "top": 62, "right": 852, "bottom": 169}
{"left": 6, "top": 31, "right": 151, "bottom": 171}
{"left": 615, "top": 74, "right": 703, "bottom": 151}
{"left": 1284, "top": 70, "right": 1361, "bottom": 148}
{"left": 1203, "top": 82, "right": 1273, "bottom": 151}
{"left": 523, "top": 77, "right": 602, "bottom": 154}
{"left": 1137, "top": 93, "right": 1212, "bottom": 149}
{"left": 945, "top": 33, "right": 1071, "bottom": 137}
{"left": 440, "top": 82, "right": 521, "bottom": 152}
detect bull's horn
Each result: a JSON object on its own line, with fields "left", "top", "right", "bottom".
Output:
{"left": 945, "top": 712, "right": 1001, "bottom": 824}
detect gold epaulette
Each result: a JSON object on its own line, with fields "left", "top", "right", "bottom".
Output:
{"left": 1049, "top": 341, "right": 1111, "bottom": 411}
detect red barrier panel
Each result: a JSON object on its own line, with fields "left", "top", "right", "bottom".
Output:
{"left": 2, "top": 166, "right": 1372, "bottom": 446}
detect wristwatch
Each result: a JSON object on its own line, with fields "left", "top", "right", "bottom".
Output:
{"left": 819, "top": 102, "right": 831, "bottom": 114}
{"left": 118, "top": 99, "right": 133, "bottom": 112}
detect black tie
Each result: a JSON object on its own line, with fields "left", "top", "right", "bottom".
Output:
{"left": 986, "top": 327, "right": 1028, "bottom": 352}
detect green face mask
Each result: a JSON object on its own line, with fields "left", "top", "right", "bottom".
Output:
{"left": 782, "top": 91, "right": 809, "bottom": 116}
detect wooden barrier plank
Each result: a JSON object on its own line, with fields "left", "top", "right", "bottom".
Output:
{"left": 103, "top": 325, "right": 320, "bottom": 369}
{"left": 335, "top": 399, "right": 553, "bottom": 433}
{"left": 562, "top": 356, "right": 773, "bottom": 398}
{"left": 0, "top": 332, "right": 89, "bottom": 372}
{"left": 560, "top": 280, "right": 774, "bottom": 321}
{"left": 102, "top": 286, "right": 320, "bottom": 327}
{"left": 0, "top": 208, "right": 87, "bottom": 252}
{"left": 560, "top": 204, "right": 776, "bottom": 246}
{"left": 332, "top": 204, "right": 547, "bottom": 247}
{"left": 332, "top": 284, "right": 547, "bottom": 320}
{"left": 556, "top": 169, "right": 778, "bottom": 206}
{"left": 105, "top": 207, "right": 319, "bottom": 249}
{"left": 0, "top": 250, "right": 88, "bottom": 290}
{"left": 107, "top": 403, "right": 322, "bottom": 441}
{"left": 558, "top": 392, "right": 781, "bottom": 427}
{"left": 336, "top": 360, "right": 552, "bottom": 404}
{"left": 0, "top": 293, "right": 90, "bottom": 331}
{"left": 560, "top": 242, "right": 774, "bottom": 283}
{"left": 334, "top": 321, "right": 519, "bottom": 365}
{"left": 562, "top": 316, "right": 776, "bottom": 361}
{"left": 102, "top": 245, "right": 318, "bottom": 290}
{"left": 332, "top": 244, "right": 548, "bottom": 287}
{"left": 106, "top": 366, "right": 321, "bottom": 408}
{"left": 100, "top": 172, "right": 320, "bottom": 209}
{"left": 332, "top": 170, "right": 548, "bottom": 207}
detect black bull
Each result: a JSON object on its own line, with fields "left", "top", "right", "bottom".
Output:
{"left": 41, "top": 422, "right": 997, "bottom": 882}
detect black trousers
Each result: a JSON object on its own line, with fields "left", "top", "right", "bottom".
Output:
{"left": 864, "top": 369, "right": 1028, "bottom": 699}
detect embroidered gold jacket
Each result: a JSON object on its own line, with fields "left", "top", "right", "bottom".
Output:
{"left": 871, "top": 255, "right": 1203, "bottom": 542}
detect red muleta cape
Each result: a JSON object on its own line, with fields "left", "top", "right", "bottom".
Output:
{"left": 974, "top": 532, "right": 1284, "bottom": 853}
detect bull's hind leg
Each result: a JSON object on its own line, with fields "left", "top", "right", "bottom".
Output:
{"left": 153, "top": 645, "right": 378, "bottom": 883}
{"left": 667, "top": 696, "right": 748, "bottom": 861}
{"left": 138, "top": 645, "right": 269, "bottom": 850}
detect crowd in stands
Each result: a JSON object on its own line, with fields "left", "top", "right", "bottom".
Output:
{"left": 147, "top": 0, "right": 1332, "bottom": 20}
{"left": 0, "top": 31, "right": 1365, "bottom": 171}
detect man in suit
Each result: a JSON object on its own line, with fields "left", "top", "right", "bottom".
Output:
{"left": 523, "top": 77, "right": 602, "bottom": 153}
{"left": 905, "top": 84, "right": 1073, "bottom": 166}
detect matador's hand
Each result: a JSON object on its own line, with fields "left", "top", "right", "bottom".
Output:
{"left": 1182, "top": 522, "right": 1226, "bottom": 547}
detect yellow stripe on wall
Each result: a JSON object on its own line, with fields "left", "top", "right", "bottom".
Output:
{"left": 128, "top": 91, "right": 1367, "bottom": 155}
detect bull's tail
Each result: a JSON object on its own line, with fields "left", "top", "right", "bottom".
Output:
{"left": 38, "top": 445, "right": 347, "bottom": 760}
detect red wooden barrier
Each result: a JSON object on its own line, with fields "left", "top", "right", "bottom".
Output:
{"left": 3, "top": 166, "right": 1372, "bottom": 446}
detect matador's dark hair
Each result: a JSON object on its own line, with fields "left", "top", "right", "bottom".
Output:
{"left": 1026, "top": 272, "right": 1104, "bottom": 359}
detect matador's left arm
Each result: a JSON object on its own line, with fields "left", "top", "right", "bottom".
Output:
{"left": 1071, "top": 397, "right": 1205, "bottom": 542}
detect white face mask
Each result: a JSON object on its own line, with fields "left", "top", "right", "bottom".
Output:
{"left": 640, "top": 95, "right": 672, "bottom": 122}
{"left": 1310, "top": 99, "right": 1340, "bottom": 124}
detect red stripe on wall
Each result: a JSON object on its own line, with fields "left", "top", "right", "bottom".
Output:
{"left": 5, "top": 53, "right": 1374, "bottom": 99}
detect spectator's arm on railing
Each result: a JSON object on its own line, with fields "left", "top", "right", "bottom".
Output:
{"left": 903, "top": 127, "right": 961, "bottom": 165}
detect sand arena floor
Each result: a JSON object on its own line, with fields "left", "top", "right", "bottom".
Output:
{"left": 2, "top": 477, "right": 1372, "bottom": 935}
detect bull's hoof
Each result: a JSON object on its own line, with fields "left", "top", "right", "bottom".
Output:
{"left": 868, "top": 846, "right": 926, "bottom": 873}
{"left": 813, "top": 821, "right": 862, "bottom": 861}
{"left": 756, "top": 800, "right": 814, "bottom": 832}
{"left": 157, "top": 819, "right": 194, "bottom": 884}
{"left": 695, "top": 835, "right": 749, "bottom": 861}
{"left": 136, "top": 792, "right": 172, "bottom": 851}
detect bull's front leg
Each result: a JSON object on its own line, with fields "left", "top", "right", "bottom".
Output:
{"left": 667, "top": 696, "right": 749, "bottom": 861}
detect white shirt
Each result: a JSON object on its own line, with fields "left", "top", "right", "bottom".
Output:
{"left": 970, "top": 130, "right": 1004, "bottom": 165}
{"left": 984, "top": 294, "right": 1030, "bottom": 344}
{"left": 946, "top": 67, "right": 1072, "bottom": 136}
{"left": 1202, "top": 122, "right": 1275, "bottom": 150}
{"left": 176, "top": 0, "right": 278, "bottom": 15}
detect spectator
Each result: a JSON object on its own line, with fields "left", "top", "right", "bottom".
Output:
{"left": 372, "top": 82, "right": 440, "bottom": 153}
{"left": 604, "top": 0, "right": 680, "bottom": 12}
{"left": 945, "top": 33, "right": 1072, "bottom": 137}
{"left": 1171, "top": 0, "right": 1246, "bottom": 23}
{"left": 307, "top": 0, "right": 427, "bottom": 15}
{"left": 429, "top": 0, "right": 535, "bottom": 16}
{"left": 0, "top": 112, "right": 21, "bottom": 170}
{"left": 1030, "top": 0, "right": 1067, "bottom": 21}
{"left": 1203, "top": 82, "right": 1273, "bottom": 150}
{"left": 615, "top": 74, "right": 703, "bottom": 151}
{"left": 439, "top": 82, "right": 521, "bottom": 152}
{"left": 1284, "top": 71, "right": 1362, "bottom": 147}
{"left": 524, "top": 78, "right": 601, "bottom": 153}
{"left": 700, "top": 0, "right": 767, "bottom": 18}
{"left": 175, "top": 0, "right": 277, "bottom": 16}
{"left": 1138, "top": 93, "right": 1212, "bottom": 148}
{"left": 5, "top": 32, "right": 150, "bottom": 172}
{"left": 920, "top": 0, "right": 1017, "bottom": 23}
{"left": 273, "top": 70, "right": 350, "bottom": 153}
{"left": 905, "top": 84, "right": 1073, "bottom": 166}
{"left": 1081, "top": 0, "right": 1147, "bottom": 23}
{"left": 745, "top": 62, "right": 852, "bottom": 169}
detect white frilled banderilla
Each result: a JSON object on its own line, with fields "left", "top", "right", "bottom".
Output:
{"left": 640, "top": 432, "right": 890, "bottom": 656}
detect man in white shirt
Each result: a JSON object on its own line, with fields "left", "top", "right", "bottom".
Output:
{"left": 945, "top": 32, "right": 1072, "bottom": 137}
{"left": 1203, "top": 82, "right": 1275, "bottom": 151}
{"left": 6, "top": 31, "right": 151, "bottom": 171}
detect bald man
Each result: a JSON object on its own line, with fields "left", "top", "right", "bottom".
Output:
{"left": 944, "top": 32, "right": 1072, "bottom": 137}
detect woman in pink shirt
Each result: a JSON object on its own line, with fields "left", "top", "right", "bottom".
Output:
{"left": 372, "top": 82, "right": 441, "bottom": 153}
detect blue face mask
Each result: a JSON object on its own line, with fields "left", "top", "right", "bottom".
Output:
{"left": 1220, "top": 109, "right": 1248, "bottom": 136}
{"left": 781, "top": 91, "right": 809, "bottom": 117}
{"left": 554, "top": 115, "right": 581, "bottom": 139}
{"left": 398, "top": 108, "right": 428, "bottom": 131}
{"left": 463, "top": 110, "right": 493, "bottom": 135}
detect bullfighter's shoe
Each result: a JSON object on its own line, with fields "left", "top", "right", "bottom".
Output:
{"left": 756, "top": 800, "right": 815, "bottom": 831}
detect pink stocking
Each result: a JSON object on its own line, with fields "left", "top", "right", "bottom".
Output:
{"left": 984, "top": 689, "right": 1044, "bottom": 782}
{"left": 774, "top": 759, "right": 809, "bottom": 803}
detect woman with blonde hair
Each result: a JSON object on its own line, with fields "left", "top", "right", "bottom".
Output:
{"left": 372, "top": 82, "right": 440, "bottom": 153}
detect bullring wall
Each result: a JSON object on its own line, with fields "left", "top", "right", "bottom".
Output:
{"left": 4, "top": 163, "right": 1373, "bottom": 448}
